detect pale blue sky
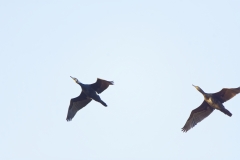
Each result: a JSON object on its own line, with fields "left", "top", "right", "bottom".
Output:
{"left": 1, "top": 1, "right": 240, "bottom": 159}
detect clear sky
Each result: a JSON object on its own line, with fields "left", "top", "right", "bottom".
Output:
{"left": 1, "top": 0, "right": 240, "bottom": 159}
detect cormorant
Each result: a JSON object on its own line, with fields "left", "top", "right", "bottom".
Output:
{"left": 66, "top": 76, "right": 114, "bottom": 121}
{"left": 182, "top": 85, "right": 240, "bottom": 132}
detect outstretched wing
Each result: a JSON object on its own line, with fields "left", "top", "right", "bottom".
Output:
{"left": 90, "top": 78, "right": 114, "bottom": 94}
{"left": 213, "top": 87, "right": 240, "bottom": 103}
{"left": 182, "top": 101, "right": 214, "bottom": 132}
{"left": 66, "top": 92, "right": 92, "bottom": 121}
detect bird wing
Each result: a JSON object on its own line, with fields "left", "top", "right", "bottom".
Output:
{"left": 66, "top": 92, "right": 92, "bottom": 121}
{"left": 212, "top": 87, "right": 240, "bottom": 103}
{"left": 182, "top": 101, "right": 214, "bottom": 132}
{"left": 90, "top": 78, "right": 114, "bottom": 94}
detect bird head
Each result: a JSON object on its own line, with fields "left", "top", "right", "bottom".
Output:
{"left": 192, "top": 84, "right": 199, "bottom": 89}
{"left": 70, "top": 76, "right": 79, "bottom": 83}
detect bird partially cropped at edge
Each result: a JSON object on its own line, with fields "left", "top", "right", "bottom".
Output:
{"left": 182, "top": 85, "right": 240, "bottom": 132}
{"left": 66, "top": 76, "right": 114, "bottom": 121}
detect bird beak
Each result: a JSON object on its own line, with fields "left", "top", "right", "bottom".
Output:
{"left": 192, "top": 84, "right": 197, "bottom": 89}
{"left": 70, "top": 76, "right": 76, "bottom": 81}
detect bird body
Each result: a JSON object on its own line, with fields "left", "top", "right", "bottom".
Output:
{"left": 198, "top": 87, "right": 232, "bottom": 116}
{"left": 204, "top": 96, "right": 224, "bottom": 110}
{"left": 66, "top": 76, "right": 114, "bottom": 121}
{"left": 200, "top": 93, "right": 225, "bottom": 111}
{"left": 78, "top": 82, "right": 97, "bottom": 98}
{"left": 182, "top": 85, "right": 240, "bottom": 132}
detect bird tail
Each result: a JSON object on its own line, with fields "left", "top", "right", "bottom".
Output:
{"left": 220, "top": 109, "right": 232, "bottom": 117}
{"left": 100, "top": 101, "right": 107, "bottom": 107}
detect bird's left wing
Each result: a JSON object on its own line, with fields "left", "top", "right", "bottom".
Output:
{"left": 213, "top": 87, "right": 240, "bottom": 103}
{"left": 66, "top": 92, "right": 92, "bottom": 121}
{"left": 182, "top": 101, "right": 214, "bottom": 132}
{"left": 90, "top": 78, "right": 114, "bottom": 94}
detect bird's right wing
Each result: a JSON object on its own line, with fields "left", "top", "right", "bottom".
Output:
{"left": 213, "top": 87, "right": 240, "bottom": 103}
{"left": 182, "top": 101, "right": 214, "bottom": 132}
{"left": 66, "top": 92, "right": 92, "bottom": 121}
{"left": 90, "top": 78, "right": 114, "bottom": 94}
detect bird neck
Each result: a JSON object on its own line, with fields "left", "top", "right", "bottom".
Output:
{"left": 79, "top": 82, "right": 86, "bottom": 89}
{"left": 197, "top": 88, "right": 206, "bottom": 96}
{"left": 76, "top": 81, "right": 82, "bottom": 86}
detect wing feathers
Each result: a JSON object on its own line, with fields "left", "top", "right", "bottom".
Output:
{"left": 66, "top": 92, "right": 92, "bottom": 121}
{"left": 213, "top": 87, "right": 240, "bottom": 103}
{"left": 182, "top": 101, "right": 214, "bottom": 132}
{"left": 90, "top": 78, "right": 114, "bottom": 94}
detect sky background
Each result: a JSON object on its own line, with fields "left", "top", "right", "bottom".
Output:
{"left": 1, "top": 0, "right": 240, "bottom": 159}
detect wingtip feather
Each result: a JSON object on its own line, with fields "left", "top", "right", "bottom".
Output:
{"left": 66, "top": 118, "right": 72, "bottom": 121}
{"left": 110, "top": 81, "right": 114, "bottom": 85}
{"left": 181, "top": 127, "right": 187, "bottom": 133}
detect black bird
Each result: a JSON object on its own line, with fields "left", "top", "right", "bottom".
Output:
{"left": 182, "top": 85, "right": 240, "bottom": 132}
{"left": 66, "top": 76, "right": 114, "bottom": 121}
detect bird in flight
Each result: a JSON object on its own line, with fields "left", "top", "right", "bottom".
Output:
{"left": 66, "top": 76, "right": 114, "bottom": 121}
{"left": 182, "top": 85, "right": 240, "bottom": 132}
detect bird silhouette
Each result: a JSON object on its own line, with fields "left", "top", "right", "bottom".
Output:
{"left": 182, "top": 85, "right": 240, "bottom": 132}
{"left": 66, "top": 76, "right": 114, "bottom": 121}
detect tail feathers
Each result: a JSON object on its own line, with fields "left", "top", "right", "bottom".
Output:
{"left": 221, "top": 109, "right": 232, "bottom": 117}
{"left": 101, "top": 101, "right": 107, "bottom": 107}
